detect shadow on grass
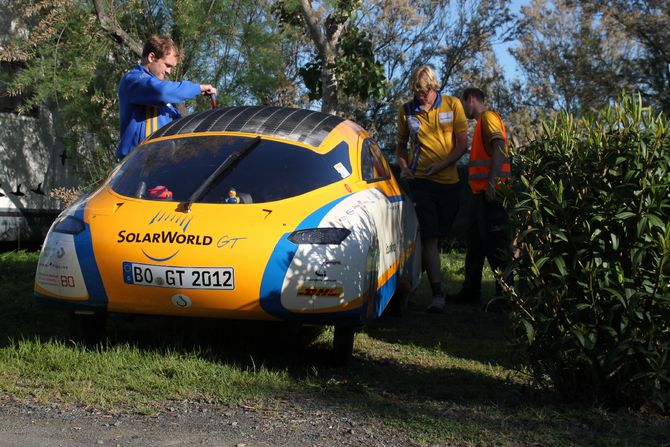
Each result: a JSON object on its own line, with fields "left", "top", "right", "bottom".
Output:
{"left": 2, "top": 299, "right": 522, "bottom": 405}
{"left": 0, "top": 292, "right": 511, "bottom": 369}
{"left": 0, "top": 249, "right": 512, "bottom": 380}
{"left": 368, "top": 299, "right": 514, "bottom": 368}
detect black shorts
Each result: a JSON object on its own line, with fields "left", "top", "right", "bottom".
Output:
{"left": 409, "top": 179, "right": 460, "bottom": 240}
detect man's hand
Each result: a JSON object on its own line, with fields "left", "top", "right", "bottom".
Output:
{"left": 485, "top": 182, "right": 497, "bottom": 202}
{"left": 424, "top": 131, "right": 467, "bottom": 177}
{"left": 486, "top": 139, "right": 507, "bottom": 202}
{"left": 200, "top": 84, "right": 217, "bottom": 96}
{"left": 424, "top": 163, "right": 443, "bottom": 177}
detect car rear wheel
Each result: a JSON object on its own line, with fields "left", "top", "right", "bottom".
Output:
{"left": 69, "top": 311, "right": 107, "bottom": 346}
{"left": 332, "top": 325, "right": 355, "bottom": 366}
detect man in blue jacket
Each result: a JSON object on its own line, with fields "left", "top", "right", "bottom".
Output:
{"left": 116, "top": 35, "right": 217, "bottom": 159}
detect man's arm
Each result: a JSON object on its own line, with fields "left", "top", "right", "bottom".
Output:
{"left": 125, "top": 75, "right": 205, "bottom": 106}
{"left": 485, "top": 138, "right": 507, "bottom": 201}
{"left": 396, "top": 107, "right": 413, "bottom": 179}
{"left": 424, "top": 130, "right": 468, "bottom": 175}
{"left": 481, "top": 111, "right": 508, "bottom": 200}
{"left": 396, "top": 139, "right": 414, "bottom": 179}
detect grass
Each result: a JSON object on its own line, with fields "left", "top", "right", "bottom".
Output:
{"left": 1, "top": 250, "right": 669, "bottom": 446}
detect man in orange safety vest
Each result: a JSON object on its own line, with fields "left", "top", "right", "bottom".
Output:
{"left": 449, "top": 87, "right": 512, "bottom": 309}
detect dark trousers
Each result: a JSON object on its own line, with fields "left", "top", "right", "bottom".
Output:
{"left": 462, "top": 193, "right": 511, "bottom": 296}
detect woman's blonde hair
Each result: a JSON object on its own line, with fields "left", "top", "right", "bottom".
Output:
{"left": 410, "top": 65, "right": 440, "bottom": 95}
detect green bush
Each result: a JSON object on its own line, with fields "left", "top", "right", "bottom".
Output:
{"left": 505, "top": 94, "right": 670, "bottom": 410}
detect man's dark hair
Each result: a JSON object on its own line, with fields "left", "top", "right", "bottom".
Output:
{"left": 142, "top": 35, "right": 178, "bottom": 60}
{"left": 462, "top": 87, "right": 486, "bottom": 103}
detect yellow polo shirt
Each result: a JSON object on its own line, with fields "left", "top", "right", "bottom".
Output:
{"left": 397, "top": 93, "right": 468, "bottom": 184}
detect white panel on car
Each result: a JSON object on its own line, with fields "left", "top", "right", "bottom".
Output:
{"left": 35, "top": 232, "right": 88, "bottom": 299}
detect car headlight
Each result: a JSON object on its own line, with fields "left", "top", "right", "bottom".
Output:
{"left": 53, "top": 215, "right": 85, "bottom": 235}
{"left": 288, "top": 228, "right": 351, "bottom": 245}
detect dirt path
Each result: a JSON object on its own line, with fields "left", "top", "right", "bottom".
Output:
{"left": 0, "top": 396, "right": 422, "bottom": 447}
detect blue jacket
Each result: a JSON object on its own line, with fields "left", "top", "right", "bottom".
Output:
{"left": 116, "top": 64, "right": 201, "bottom": 159}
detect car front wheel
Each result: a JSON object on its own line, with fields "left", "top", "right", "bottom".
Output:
{"left": 332, "top": 325, "right": 355, "bottom": 366}
{"left": 69, "top": 311, "right": 107, "bottom": 346}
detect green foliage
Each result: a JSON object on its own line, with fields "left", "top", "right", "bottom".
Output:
{"left": 273, "top": 0, "right": 387, "bottom": 106}
{"left": 505, "top": 93, "right": 670, "bottom": 410}
{"left": 6, "top": 0, "right": 122, "bottom": 182}
{"left": 298, "top": 27, "right": 387, "bottom": 102}
{"left": 513, "top": 1, "right": 670, "bottom": 116}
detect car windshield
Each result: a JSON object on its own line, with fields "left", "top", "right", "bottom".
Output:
{"left": 107, "top": 135, "right": 352, "bottom": 204}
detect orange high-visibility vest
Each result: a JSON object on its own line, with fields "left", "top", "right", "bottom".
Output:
{"left": 468, "top": 111, "right": 511, "bottom": 193}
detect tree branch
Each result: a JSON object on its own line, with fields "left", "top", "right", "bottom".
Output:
{"left": 92, "top": 0, "right": 142, "bottom": 57}
{"left": 298, "top": 0, "right": 327, "bottom": 58}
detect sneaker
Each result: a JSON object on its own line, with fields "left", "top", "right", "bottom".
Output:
{"left": 427, "top": 295, "right": 445, "bottom": 313}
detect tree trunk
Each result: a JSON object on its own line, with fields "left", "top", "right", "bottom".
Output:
{"left": 298, "top": 0, "right": 346, "bottom": 115}
{"left": 320, "top": 52, "right": 338, "bottom": 115}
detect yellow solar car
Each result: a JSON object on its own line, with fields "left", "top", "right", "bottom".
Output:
{"left": 34, "top": 106, "right": 421, "bottom": 363}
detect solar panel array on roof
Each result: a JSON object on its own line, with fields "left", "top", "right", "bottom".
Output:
{"left": 149, "top": 106, "right": 345, "bottom": 148}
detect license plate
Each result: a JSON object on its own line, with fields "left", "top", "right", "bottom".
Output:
{"left": 122, "top": 262, "right": 234, "bottom": 290}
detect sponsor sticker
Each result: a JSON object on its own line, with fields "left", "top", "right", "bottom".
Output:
{"left": 333, "top": 162, "right": 350, "bottom": 179}
{"left": 439, "top": 111, "right": 454, "bottom": 124}
{"left": 297, "top": 285, "right": 344, "bottom": 297}
{"left": 408, "top": 116, "right": 421, "bottom": 134}
{"left": 171, "top": 293, "right": 192, "bottom": 308}
{"left": 117, "top": 230, "right": 213, "bottom": 246}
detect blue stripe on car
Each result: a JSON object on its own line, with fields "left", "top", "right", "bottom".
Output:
{"left": 73, "top": 208, "right": 108, "bottom": 306}
{"left": 374, "top": 269, "right": 399, "bottom": 318}
{"left": 385, "top": 194, "right": 405, "bottom": 203}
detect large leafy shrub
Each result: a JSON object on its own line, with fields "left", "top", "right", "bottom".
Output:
{"left": 506, "top": 94, "right": 670, "bottom": 410}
